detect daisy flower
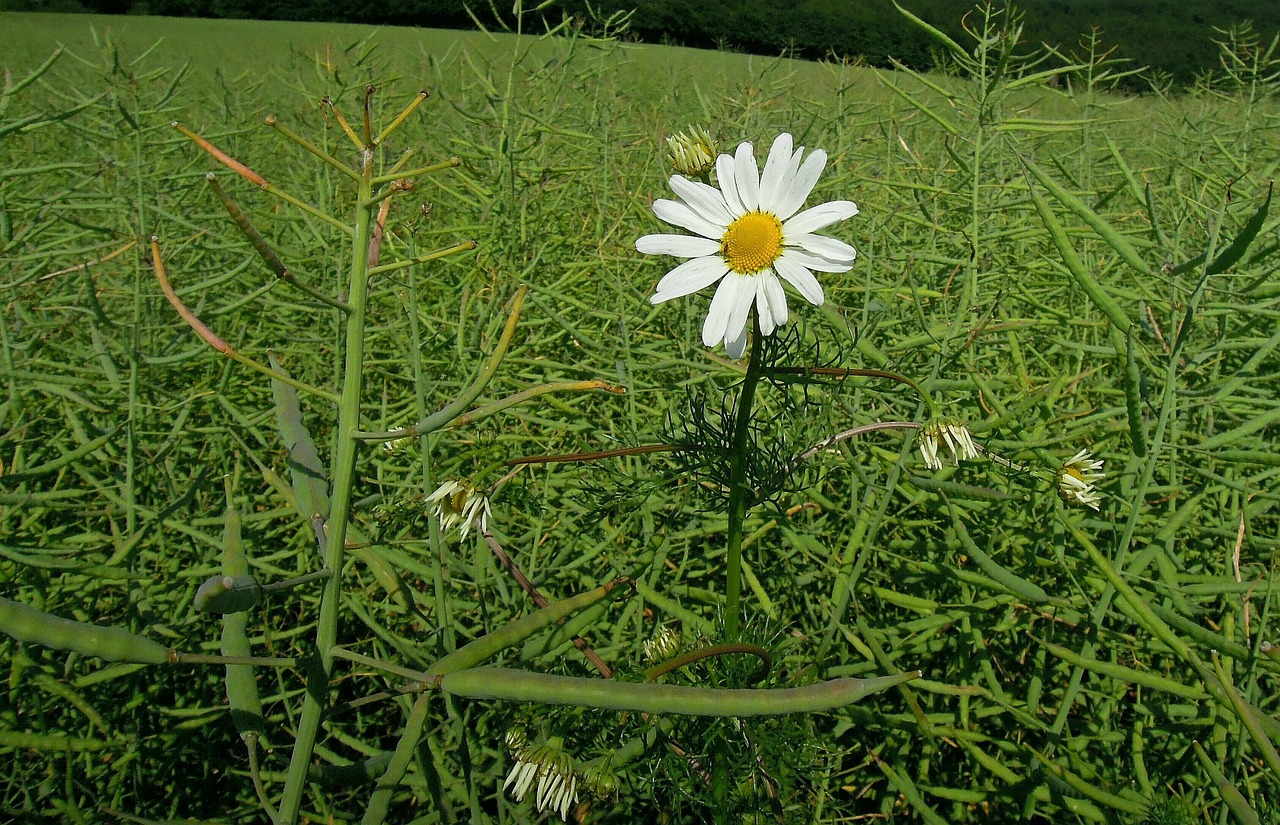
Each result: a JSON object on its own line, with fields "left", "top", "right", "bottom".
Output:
{"left": 427, "top": 479, "right": 491, "bottom": 539}
{"left": 637, "top": 133, "right": 858, "bottom": 358}
{"left": 1058, "top": 449, "right": 1105, "bottom": 510}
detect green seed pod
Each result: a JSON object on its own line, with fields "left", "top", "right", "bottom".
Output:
{"left": 219, "top": 491, "right": 264, "bottom": 737}
{"left": 1124, "top": 329, "right": 1147, "bottom": 458}
{"left": 0, "top": 597, "right": 171, "bottom": 664}
{"left": 307, "top": 751, "right": 394, "bottom": 787}
{"left": 194, "top": 574, "right": 263, "bottom": 614}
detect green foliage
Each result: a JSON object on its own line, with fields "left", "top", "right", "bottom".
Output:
{"left": 3, "top": 4, "right": 1280, "bottom": 824}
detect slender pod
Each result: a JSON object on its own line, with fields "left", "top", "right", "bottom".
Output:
{"left": 1025, "top": 176, "right": 1132, "bottom": 334}
{"left": 1021, "top": 155, "right": 1153, "bottom": 278}
{"left": 220, "top": 488, "right": 264, "bottom": 737}
{"left": 1124, "top": 329, "right": 1147, "bottom": 457}
{"left": 947, "top": 502, "right": 1049, "bottom": 603}
{"left": 1193, "top": 741, "right": 1261, "bottom": 825}
{"left": 426, "top": 578, "right": 631, "bottom": 678}
{"left": 0, "top": 597, "right": 172, "bottom": 664}
{"left": 439, "top": 668, "right": 919, "bottom": 716}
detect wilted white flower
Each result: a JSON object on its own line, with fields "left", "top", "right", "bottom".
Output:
{"left": 637, "top": 132, "right": 858, "bottom": 358}
{"left": 503, "top": 736, "right": 579, "bottom": 821}
{"left": 919, "top": 419, "right": 979, "bottom": 471}
{"left": 642, "top": 625, "right": 682, "bottom": 663}
{"left": 1058, "top": 449, "right": 1105, "bottom": 510}
{"left": 665, "top": 127, "right": 717, "bottom": 177}
{"left": 426, "top": 479, "right": 491, "bottom": 539}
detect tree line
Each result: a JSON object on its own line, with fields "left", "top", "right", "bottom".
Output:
{"left": 7, "top": 0, "right": 1279, "bottom": 91}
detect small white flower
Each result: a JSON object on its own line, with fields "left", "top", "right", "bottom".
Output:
{"left": 919, "top": 420, "right": 979, "bottom": 470}
{"left": 637, "top": 132, "right": 858, "bottom": 358}
{"left": 426, "top": 480, "right": 491, "bottom": 539}
{"left": 1059, "top": 449, "right": 1105, "bottom": 510}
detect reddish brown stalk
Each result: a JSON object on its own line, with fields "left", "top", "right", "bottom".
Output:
{"left": 171, "top": 122, "right": 266, "bottom": 186}
{"left": 367, "top": 196, "right": 394, "bottom": 269}
{"left": 151, "top": 236, "right": 230, "bottom": 352}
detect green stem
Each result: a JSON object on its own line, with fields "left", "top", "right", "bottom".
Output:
{"left": 277, "top": 145, "right": 377, "bottom": 825}
{"left": 724, "top": 327, "right": 767, "bottom": 639}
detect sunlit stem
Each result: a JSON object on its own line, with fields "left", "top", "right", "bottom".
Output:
{"left": 353, "top": 286, "right": 526, "bottom": 440}
{"left": 321, "top": 96, "right": 365, "bottom": 152}
{"left": 355, "top": 379, "right": 622, "bottom": 444}
{"left": 258, "top": 568, "right": 332, "bottom": 594}
{"left": 278, "top": 140, "right": 378, "bottom": 825}
{"left": 330, "top": 646, "right": 433, "bottom": 683}
{"left": 724, "top": 326, "right": 767, "bottom": 639}
{"left": 371, "top": 156, "right": 462, "bottom": 185}
{"left": 449, "top": 380, "right": 624, "bottom": 428}
{"left": 367, "top": 240, "right": 477, "bottom": 276}
{"left": 261, "top": 181, "right": 353, "bottom": 234}
{"left": 374, "top": 90, "right": 430, "bottom": 146}
{"left": 244, "top": 738, "right": 278, "bottom": 824}
{"left": 266, "top": 116, "right": 361, "bottom": 181}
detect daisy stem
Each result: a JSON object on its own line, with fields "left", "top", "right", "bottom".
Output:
{"left": 724, "top": 327, "right": 767, "bottom": 639}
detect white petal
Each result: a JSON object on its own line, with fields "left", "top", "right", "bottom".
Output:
{"left": 724, "top": 324, "right": 749, "bottom": 359}
{"left": 782, "top": 200, "right": 859, "bottom": 235}
{"left": 702, "top": 274, "right": 747, "bottom": 347}
{"left": 791, "top": 232, "right": 857, "bottom": 265}
{"left": 724, "top": 276, "right": 755, "bottom": 347}
{"left": 762, "top": 272, "right": 789, "bottom": 329}
{"left": 774, "top": 255, "right": 825, "bottom": 306}
{"left": 758, "top": 134, "right": 794, "bottom": 211}
{"left": 651, "top": 255, "right": 729, "bottom": 303}
{"left": 636, "top": 234, "right": 720, "bottom": 258}
{"left": 780, "top": 248, "right": 854, "bottom": 273}
{"left": 754, "top": 278, "right": 775, "bottom": 336}
{"left": 716, "top": 152, "right": 744, "bottom": 216}
{"left": 653, "top": 198, "right": 728, "bottom": 239}
{"left": 775, "top": 149, "right": 827, "bottom": 218}
{"left": 670, "top": 174, "right": 734, "bottom": 225}
{"left": 732, "top": 141, "right": 760, "bottom": 211}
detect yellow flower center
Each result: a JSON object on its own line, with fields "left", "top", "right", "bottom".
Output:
{"left": 721, "top": 211, "right": 782, "bottom": 274}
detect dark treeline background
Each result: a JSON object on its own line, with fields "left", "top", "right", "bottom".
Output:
{"left": 6, "top": 0, "right": 1280, "bottom": 90}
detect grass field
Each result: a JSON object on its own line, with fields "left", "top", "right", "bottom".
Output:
{"left": 3, "top": 5, "right": 1280, "bottom": 823}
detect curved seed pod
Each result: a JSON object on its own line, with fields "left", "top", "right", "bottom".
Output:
{"left": 194, "top": 574, "right": 263, "bottom": 614}
{"left": 307, "top": 751, "right": 395, "bottom": 787}
{"left": 440, "top": 668, "right": 919, "bottom": 717}
{"left": 426, "top": 577, "right": 631, "bottom": 679}
{"left": 0, "top": 597, "right": 172, "bottom": 664}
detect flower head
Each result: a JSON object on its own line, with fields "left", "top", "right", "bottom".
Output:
{"left": 637, "top": 133, "right": 858, "bottom": 358}
{"left": 503, "top": 735, "right": 579, "bottom": 821}
{"left": 919, "top": 419, "right": 979, "bottom": 471}
{"left": 427, "top": 479, "right": 491, "bottom": 539}
{"left": 665, "top": 127, "right": 717, "bottom": 177}
{"left": 642, "top": 625, "right": 682, "bottom": 663}
{"left": 1058, "top": 449, "right": 1104, "bottom": 510}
